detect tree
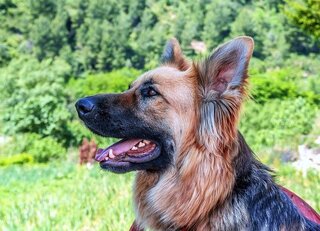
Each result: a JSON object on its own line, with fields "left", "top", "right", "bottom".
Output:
{"left": 230, "top": 2, "right": 289, "bottom": 62}
{"left": 201, "top": 0, "right": 241, "bottom": 50}
{"left": 0, "top": 56, "right": 72, "bottom": 144}
{"left": 284, "top": 0, "right": 320, "bottom": 39}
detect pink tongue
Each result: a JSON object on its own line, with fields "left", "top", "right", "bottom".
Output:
{"left": 110, "top": 139, "right": 142, "bottom": 155}
{"left": 95, "top": 139, "right": 142, "bottom": 162}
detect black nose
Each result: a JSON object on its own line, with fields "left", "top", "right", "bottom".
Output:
{"left": 75, "top": 98, "right": 95, "bottom": 115}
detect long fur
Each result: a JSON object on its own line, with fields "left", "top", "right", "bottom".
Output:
{"left": 133, "top": 38, "right": 319, "bottom": 230}
{"left": 77, "top": 37, "right": 320, "bottom": 231}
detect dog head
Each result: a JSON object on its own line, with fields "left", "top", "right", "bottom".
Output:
{"left": 76, "top": 37, "right": 254, "bottom": 173}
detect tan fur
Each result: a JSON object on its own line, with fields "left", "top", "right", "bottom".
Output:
{"left": 132, "top": 37, "right": 254, "bottom": 230}
{"left": 133, "top": 71, "right": 239, "bottom": 229}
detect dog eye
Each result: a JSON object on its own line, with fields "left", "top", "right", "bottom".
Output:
{"left": 141, "top": 87, "right": 158, "bottom": 97}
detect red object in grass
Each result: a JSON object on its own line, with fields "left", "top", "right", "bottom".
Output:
{"left": 280, "top": 186, "right": 320, "bottom": 224}
{"left": 129, "top": 186, "right": 320, "bottom": 231}
{"left": 129, "top": 221, "right": 142, "bottom": 231}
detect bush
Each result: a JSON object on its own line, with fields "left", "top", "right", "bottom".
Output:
{"left": 250, "top": 67, "right": 320, "bottom": 105}
{"left": 0, "top": 153, "right": 34, "bottom": 166}
{"left": 0, "top": 56, "right": 72, "bottom": 144}
{"left": 67, "top": 68, "right": 141, "bottom": 100}
{"left": 28, "top": 136, "right": 66, "bottom": 163}
{"left": 240, "top": 98, "right": 317, "bottom": 150}
{"left": 0, "top": 133, "right": 41, "bottom": 157}
{"left": 0, "top": 133, "right": 66, "bottom": 163}
{"left": 250, "top": 72, "right": 299, "bottom": 104}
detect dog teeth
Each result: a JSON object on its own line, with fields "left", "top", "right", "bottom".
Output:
{"left": 109, "top": 149, "right": 115, "bottom": 159}
{"left": 131, "top": 146, "right": 138, "bottom": 151}
{"left": 143, "top": 140, "right": 151, "bottom": 144}
{"left": 138, "top": 142, "right": 145, "bottom": 148}
{"left": 105, "top": 157, "right": 109, "bottom": 161}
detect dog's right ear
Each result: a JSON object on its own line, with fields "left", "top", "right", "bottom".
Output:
{"left": 160, "top": 38, "right": 190, "bottom": 71}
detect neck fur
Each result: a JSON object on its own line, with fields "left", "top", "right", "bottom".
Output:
{"left": 134, "top": 130, "right": 241, "bottom": 230}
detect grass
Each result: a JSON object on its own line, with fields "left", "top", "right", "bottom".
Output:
{"left": 0, "top": 161, "right": 319, "bottom": 231}
{"left": 0, "top": 163, "right": 134, "bottom": 231}
{"left": 276, "top": 165, "right": 320, "bottom": 212}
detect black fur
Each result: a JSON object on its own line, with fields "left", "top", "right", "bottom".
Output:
{"left": 232, "top": 132, "right": 320, "bottom": 230}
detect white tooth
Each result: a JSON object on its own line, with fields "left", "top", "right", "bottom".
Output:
{"left": 105, "top": 157, "right": 109, "bottom": 161}
{"left": 144, "top": 140, "right": 151, "bottom": 144}
{"left": 131, "top": 146, "right": 138, "bottom": 150}
{"left": 109, "top": 149, "right": 115, "bottom": 159}
{"left": 138, "top": 142, "right": 145, "bottom": 148}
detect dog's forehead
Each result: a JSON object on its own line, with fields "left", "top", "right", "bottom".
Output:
{"left": 133, "top": 66, "right": 186, "bottom": 86}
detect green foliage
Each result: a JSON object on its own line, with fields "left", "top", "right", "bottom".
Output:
{"left": 0, "top": 153, "right": 34, "bottom": 166}
{"left": 248, "top": 54, "right": 320, "bottom": 105}
{"left": 65, "top": 120, "right": 94, "bottom": 147}
{"left": 202, "top": 0, "right": 240, "bottom": 49}
{"left": 230, "top": 2, "right": 289, "bottom": 61}
{"left": 0, "top": 56, "right": 72, "bottom": 143}
{"left": 67, "top": 68, "right": 140, "bottom": 99}
{"left": 250, "top": 70, "right": 299, "bottom": 104}
{"left": 0, "top": 0, "right": 318, "bottom": 70}
{"left": 250, "top": 68, "right": 320, "bottom": 105}
{"left": 284, "top": 0, "right": 320, "bottom": 39}
{"left": 240, "top": 98, "right": 316, "bottom": 150}
{"left": 0, "top": 133, "right": 66, "bottom": 163}
{"left": 0, "top": 0, "right": 318, "bottom": 153}
{"left": 28, "top": 136, "right": 66, "bottom": 163}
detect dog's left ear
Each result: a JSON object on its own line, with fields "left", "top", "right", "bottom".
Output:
{"left": 197, "top": 37, "right": 254, "bottom": 142}
{"left": 198, "top": 36, "right": 254, "bottom": 96}
{"left": 161, "top": 38, "right": 190, "bottom": 71}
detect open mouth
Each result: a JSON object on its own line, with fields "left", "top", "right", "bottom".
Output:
{"left": 95, "top": 138, "right": 161, "bottom": 166}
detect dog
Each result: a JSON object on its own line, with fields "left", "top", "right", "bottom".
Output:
{"left": 76, "top": 37, "right": 320, "bottom": 230}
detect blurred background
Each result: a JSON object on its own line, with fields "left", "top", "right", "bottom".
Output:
{"left": 0, "top": 0, "right": 319, "bottom": 230}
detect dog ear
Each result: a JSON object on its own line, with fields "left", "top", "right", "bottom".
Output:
{"left": 197, "top": 37, "right": 254, "bottom": 143}
{"left": 197, "top": 36, "right": 254, "bottom": 95}
{"left": 161, "top": 38, "right": 190, "bottom": 71}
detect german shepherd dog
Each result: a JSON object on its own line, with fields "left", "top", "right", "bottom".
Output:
{"left": 76, "top": 37, "right": 320, "bottom": 230}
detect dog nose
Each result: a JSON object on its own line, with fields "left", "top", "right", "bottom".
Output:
{"left": 76, "top": 98, "right": 95, "bottom": 115}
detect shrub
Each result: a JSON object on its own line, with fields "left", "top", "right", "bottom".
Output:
{"left": 250, "top": 67, "right": 320, "bottom": 105}
{"left": 0, "top": 133, "right": 66, "bottom": 163}
{"left": 240, "top": 98, "right": 317, "bottom": 150}
{"left": 0, "top": 153, "right": 34, "bottom": 166}
{"left": 28, "top": 136, "right": 66, "bottom": 163}
{"left": 0, "top": 56, "right": 72, "bottom": 144}
{"left": 250, "top": 73, "right": 298, "bottom": 104}
{"left": 67, "top": 68, "right": 141, "bottom": 100}
{"left": 0, "top": 133, "right": 41, "bottom": 157}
